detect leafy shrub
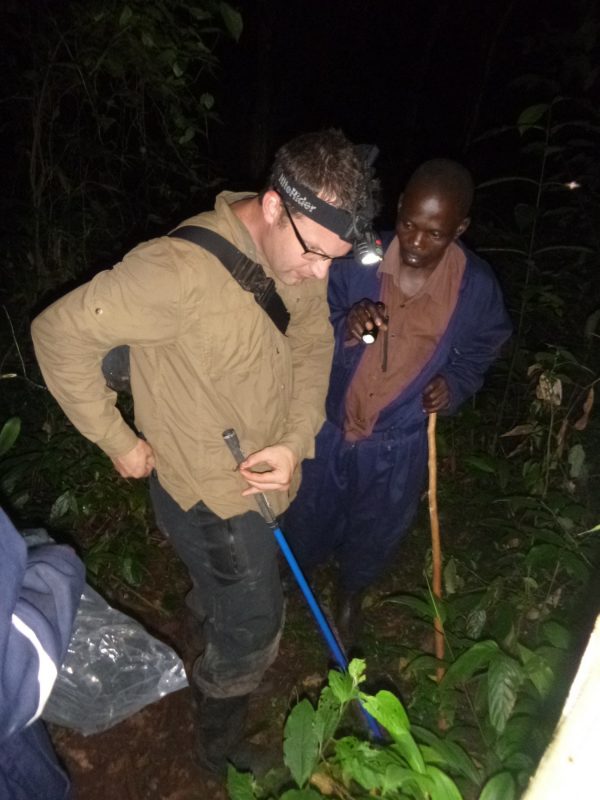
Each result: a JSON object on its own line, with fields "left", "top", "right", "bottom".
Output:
{"left": 228, "top": 660, "right": 518, "bottom": 800}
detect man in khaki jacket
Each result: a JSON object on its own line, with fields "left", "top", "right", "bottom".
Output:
{"left": 31, "top": 129, "right": 379, "bottom": 774}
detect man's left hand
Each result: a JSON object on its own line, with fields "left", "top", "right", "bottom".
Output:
{"left": 239, "top": 445, "right": 298, "bottom": 495}
{"left": 422, "top": 376, "right": 451, "bottom": 413}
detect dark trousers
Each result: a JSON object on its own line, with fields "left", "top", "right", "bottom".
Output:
{"left": 283, "top": 420, "right": 428, "bottom": 593}
{"left": 149, "top": 475, "right": 283, "bottom": 698}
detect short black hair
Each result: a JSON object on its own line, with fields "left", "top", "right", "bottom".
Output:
{"left": 405, "top": 159, "right": 474, "bottom": 218}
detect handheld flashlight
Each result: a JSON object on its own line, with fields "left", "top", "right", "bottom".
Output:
{"left": 361, "top": 327, "right": 378, "bottom": 344}
{"left": 360, "top": 302, "right": 387, "bottom": 344}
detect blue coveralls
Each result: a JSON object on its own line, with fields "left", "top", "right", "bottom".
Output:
{"left": 0, "top": 508, "right": 85, "bottom": 800}
{"left": 283, "top": 241, "right": 512, "bottom": 593}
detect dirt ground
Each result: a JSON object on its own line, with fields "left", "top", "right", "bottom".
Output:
{"left": 49, "top": 533, "right": 427, "bottom": 800}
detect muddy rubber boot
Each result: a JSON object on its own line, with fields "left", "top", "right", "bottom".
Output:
{"left": 193, "top": 690, "right": 248, "bottom": 774}
{"left": 193, "top": 690, "right": 280, "bottom": 777}
{"left": 335, "top": 590, "right": 364, "bottom": 651}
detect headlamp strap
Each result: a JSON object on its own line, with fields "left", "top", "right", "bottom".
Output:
{"left": 275, "top": 173, "right": 354, "bottom": 242}
{"left": 169, "top": 226, "right": 290, "bottom": 335}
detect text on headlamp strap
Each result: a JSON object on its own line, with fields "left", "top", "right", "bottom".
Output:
{"left": 275, "top": 173, "right": 355, "bottom": 242}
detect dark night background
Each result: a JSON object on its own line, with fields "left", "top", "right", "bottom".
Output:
{"left": 0, "top": 2, "right": 599, "bottom": 798}
{"left": 211, "top": 0, "right": 599, "bottom": 223}
{"left": 1, "top": 0, "right": 598, "bottom": 240}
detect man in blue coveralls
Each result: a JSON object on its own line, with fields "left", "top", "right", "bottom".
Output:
{"left": 283, "top": 159, "right": 512, "bottom": 643}
{"left": 0, "top": 507, "right": 85, "bottom": 799}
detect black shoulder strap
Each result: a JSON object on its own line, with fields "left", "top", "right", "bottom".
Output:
{"left": 169, "top": 226, "right": 290, "bottom": 335}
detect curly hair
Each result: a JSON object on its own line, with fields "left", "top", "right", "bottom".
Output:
{"left": 267, "top": 129, "right": 378, "bottom": 217}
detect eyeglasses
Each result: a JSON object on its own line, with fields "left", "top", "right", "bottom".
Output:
{"left": 278, "top": 197, "right": 334, "bottom": 262}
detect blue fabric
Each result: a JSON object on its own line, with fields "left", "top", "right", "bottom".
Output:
{"left": 0, "top": 508, "right": 85, "bottom": 800}
{"left": 283, "top": 240, "right": 512, "bottom": 592}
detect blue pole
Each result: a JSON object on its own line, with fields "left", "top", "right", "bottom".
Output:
{"left": 272, "top": 526, "right": 348, "bottom": 668}
{"left": 222, "top": 429, "right": 382, "bottom": 740}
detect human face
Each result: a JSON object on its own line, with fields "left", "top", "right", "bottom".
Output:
{"left": 279, "top": 198, "right": 337, "bottom": 261}
{"left": 396, "top": 188, "right": 469, "bottom": 272}
{"left": 263, "top": 193, "right": 352, "bottom": 285}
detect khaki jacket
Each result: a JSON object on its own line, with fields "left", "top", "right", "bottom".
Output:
{"left": 31, "top": 192, "right": 334, "bottom": 517}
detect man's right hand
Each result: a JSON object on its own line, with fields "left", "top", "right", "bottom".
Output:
{"left": 346, "top": 299, "right": 388, "bottom": 342}
{"left": 239, "top": 444, "right": 297, "bottom": 496}
{"left": 111, "top": 438, "right": 156, "bottom": 478}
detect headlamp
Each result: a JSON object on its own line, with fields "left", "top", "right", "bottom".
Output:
{"left": 274, "top": 144, "right": 382, "bottom": 266}
{"left": 350, "top": 228, "right": 383, "bottom": 266}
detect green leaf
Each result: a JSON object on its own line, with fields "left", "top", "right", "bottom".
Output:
{"left": 487, "top": 654, "right": 524, "bottom": 734}
{"left": 476, "top": 246, "right": 529, "bottom": 256}
{"left": 525, "top": 142, "right": 563, "bottom": 157}
{"left": 413, "top": 727, "right": 482, "bottom": 785}
{"left": 280, "top": 790, "right": 324, "bottom": 800}
{"left": 542, "top": 621, "right": 570, "bottom": 650}
{"left": 189, "top": 7, "right": 212, "bottom": 21}
{"left": 50, "top": 490, "right": 77, "bottom": 522}
{"left": 199, "top": 92, "right": 214, "bottom": 110}
{"left": 381, "top": 764, "right": 427, "bottom": 795}
{"left": 556, "top": 516, "right": 577, "bottom": 535}
{"left": 466, "top": 608, "right": 487, "bottom": 639}
{"left": 0, "top": 417, "right": 21, "bottom": 457}
{"left": 335, "top": 737, "right": 382, "bottom": 790}
{"left": 284, "top": 699, "right": 319, "bottom": 788}
{"left": 488, "top": 603, "right": 518, "bottom": 652}
{"left": 556, "top": 550, "right": 588, "bottom": 581}
{"left": 348, "top": 657, "right": 367, "bottom": 685}
{"left": 525, "top": 543, "right": 560, "bottom": 571}
{"left": 551, "top": 120, "right": 600, "bottom": 135}
{"left": 383, "top": 593, "right": 434, "bottom": 620}
{"left": 477, "top": 176, "right": 539, "bottom": 189}
{"left": 443, "top": 641, "right": 500, "bottom": 688}
{"left": 479, "top": 771, "right": 516, "bottom": 800}
{"left": 361, "top": 692, "right": 426, "bottom": 774}
{"left": 443, "top": 557, "right": 463, "bottom": 596}
{"left": 178, "top": 126, "right": 196, "bottom": 144}
{"left": 517, "top": 645, "right": 555, "bottom": 698}
{"left": 496, "top": 715, "right": 536, "bottom": 761}
{"left": 121, "top": 555, "right": 143, "bottom": 586}
{"left": 517, "top": 103, "right": 550, "bottom": 134}
{"left": 568, "top": 444, "right": 586, "bottom": 478}
{"left": 405, "top": 653, "right": 442, "bottom": 678}
{"left": 328, "top": 668, "right": 356, "bottom": 704}
{"left": 584, "top": 309, "right": 600, "bottom": 339}
{"left": 219, "top": 2, "right": 243, "bottom": 41}
{"left": 531, "top": 527, "right": 571, "bottom": 548}
{"left": 226, "top": 767, "right": 256, "bottom": 800}
{"left": 533, "top": 245, "right": 595, "bottom": 256}
{"left": 425, "top": 764, "right": 463, "bottom": 800}
{"left": 463, "top": 454, "right": 497, "bottom": 474}
{"left": 361, "top": 690, "right": 410, "bottom": 734}
{"left": 314, "top": 686, "right": 341, "bottom": 748}
{"left": 119, "top": 5, "right": 133, "bottom": 26}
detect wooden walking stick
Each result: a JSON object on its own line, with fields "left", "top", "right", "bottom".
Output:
{"left": 427, "top": 412, "right": 445, "bottom": 684}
